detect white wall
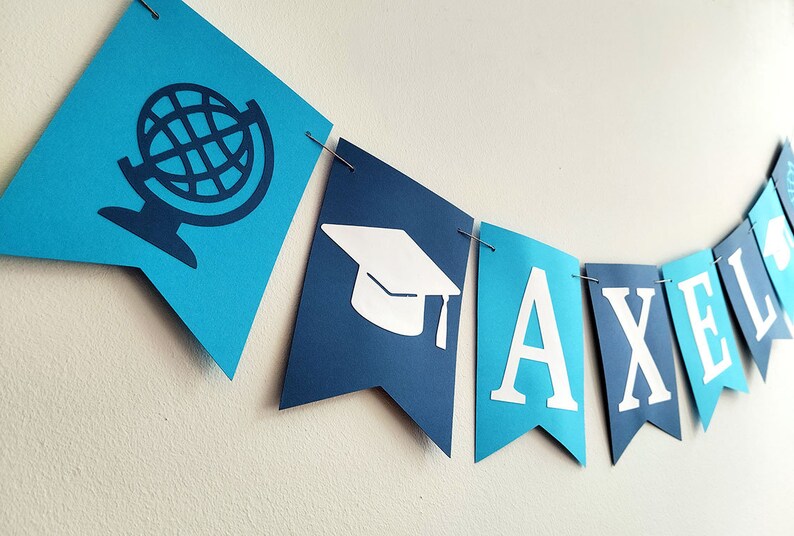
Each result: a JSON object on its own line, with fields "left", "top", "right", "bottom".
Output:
{"left": 2, "top": 1, "right": 794, "bottom": 534}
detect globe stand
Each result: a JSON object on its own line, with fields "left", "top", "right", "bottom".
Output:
{"left": 99, "top": 201, "right": 197, "bottom": 269}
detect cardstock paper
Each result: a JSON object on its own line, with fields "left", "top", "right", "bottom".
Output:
{"left": 585, "top": 264, "right": 681, "bottom": 464}
{"left": 772, "top": 140, "right": 794, "bottom": 228}
{"left": 713, "top": 219, "right": 790, "bottom": 379}
{"left": 0, "top": 0, "right": 332, "bottom": 378}
{"left": 475, "top": 223, "right": 585, "bottom": 464}
{"left": 662, "top": 250, "right": 748, "bottom": 430}
{"left": 279, "top": 139, "right": 473, "bottom": 456}
{"left": 749, "top": 180, "right": 794, "bottom": 324}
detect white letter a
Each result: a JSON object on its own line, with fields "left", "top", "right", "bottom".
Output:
{"left": 491, "top": 267, "right": 578, "bottom": 411}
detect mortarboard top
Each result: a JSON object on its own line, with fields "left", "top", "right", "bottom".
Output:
{"left": 321, "top": 224, "right": 460, "bottom": 296}
{"left": 762, "top": 216, "right": 794, "bottom": 271}
{"left": 321, "top": 223, "right": 460, "bottom": 349}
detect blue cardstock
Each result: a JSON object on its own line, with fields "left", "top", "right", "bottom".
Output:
{"left": 585, "top": 264, "right": 681, "bottom": 465}
{"left": 279, "top": 138, "right": 474, "bottom": 457}
{"left": 662, "top": 250, "right": 748, "bottom": 430}
{"left": 475, "top": 223, "right": 585, "bottom": 465}
{"left": 749, "top": 180, "right": 794, "bottom": 325}
{"left": 0, "top": 0, "right": 332, "bottom": 379}
{"left": 772, "top": 140, "right": 794, "bottom": 228}
{"left": 714, "top": 219, "right": 790, "bottom": 380}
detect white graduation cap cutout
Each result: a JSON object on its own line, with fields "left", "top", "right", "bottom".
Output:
{"left": 321, "top": 224, "right": 461, "bottom": 350}
{"left": 762, "top": 216, "right": 794, "bottom": 271}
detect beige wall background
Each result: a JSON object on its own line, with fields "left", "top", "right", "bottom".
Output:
{"left": 2, "top": 1, "right": 794, "bottom": 534}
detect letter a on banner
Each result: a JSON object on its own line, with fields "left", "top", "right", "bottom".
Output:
{"left": 714, "top": 219, "right": 790, "bottom": 380}
{"left": 476, "top": 222, "right": 585, "bottom": 464}
{"left": 662, "top": 250, "right": 748, "bottom": 430}
{"left": 585, "top": 264, "right": 681, "bottom": 464}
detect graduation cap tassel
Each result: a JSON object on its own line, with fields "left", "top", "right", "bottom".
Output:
{"left": 436, "top": 295, "right": 450, "bottom": 350}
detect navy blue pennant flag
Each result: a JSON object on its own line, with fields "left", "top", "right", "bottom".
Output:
{"left": 713, "top": 219, "right": 790, "bottom": 379}
{"left": 772, "top": 140, "right": 794, "bottom": 228}
{"left": 280, "top": 139, "right": 474, "bottom": 456}
{"left": 585, "top": 264, "right": 681, "bottom": 464}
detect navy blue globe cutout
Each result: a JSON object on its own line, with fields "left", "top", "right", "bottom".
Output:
{"left": 98, "top": 83, "right": 275, "bottom": 269}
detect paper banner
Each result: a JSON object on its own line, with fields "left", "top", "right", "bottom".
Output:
{"left": 713, "top": 219, "right": 790, "bottom": 379}
{"left": 662, "top": 250, "right": 748, "bottom": 430}
{"left": 475, "top": 223, "right": 585, "bottom": 464}
{"left": 749, "top": 180, "right": 794, "bottom": 322}
{"left": 585, "top": 264, "right": 681, "bottom": 464}
{"left": 279, "top": 139, "right": 473, "bottom": 456}
{"left": 0, "top": 0, "right": 332, "bottom": 379}
{"left": 772, "top": 140, "right": 794, "bottom": 228}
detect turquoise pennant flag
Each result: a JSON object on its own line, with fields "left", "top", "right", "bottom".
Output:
{"left": 0, "top": 0, "right": 332, "bottom": 378}
{"left": 475, "top": 222, "right": 585, "bottom": 464}
{"left": 749, "top": 180, "right": 794, "bottom": 323}
{"left": 662, "top": 250, "right": 748, "bottom": 430}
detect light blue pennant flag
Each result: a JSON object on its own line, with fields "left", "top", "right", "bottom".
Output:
{"left": 749, "top": 180, "right": 794, "bottom": 325}
{"left": 475, "top": 222, "right": 585, "bottom": 464}
{"left": 662, "top": 250, "right": 748, "bottom": 430}
{"left": 0, "top": 0, "right": 332, "bottom": 378}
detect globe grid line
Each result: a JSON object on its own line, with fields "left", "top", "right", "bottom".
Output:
{"left": 141, "top": 98, "right": 255, "bottom": 201}
{"left": 204, "top": 92, "right": 248, "bottom": 174}
{"left": 142, "top": 110, "right": 251, "bottom": 190}
{"left": 169, "top": 93, "right": 216, "bottom": 187}
{"left": 143, "top": 108, "right": 248, "bottom": 170}
{"left": 166, "top": 92, "right": 228, "bottom": 195}
{"left": 141, "top": 102, "right": 232, "bottom": 154}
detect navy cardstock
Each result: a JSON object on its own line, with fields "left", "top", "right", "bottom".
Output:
{"left": 585, "top": 263, "right": 681, "bottom": 464}
{"left": 713, "top": 219, "right": 790, "bottom": 379}
{"left": 772, "top": 140, "right": 794, "bottom": 228}
{"left": 280, "top": 138, "right": 474, "bottom": 456}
